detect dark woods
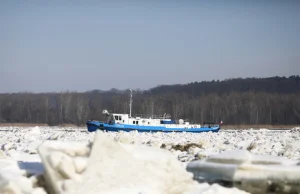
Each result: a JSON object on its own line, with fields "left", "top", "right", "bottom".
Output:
{"left": 0, "top": 76, "right": 299, "bottom": 126}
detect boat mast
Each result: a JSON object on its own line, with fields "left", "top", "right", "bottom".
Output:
{"left": 129, "top": 89, "right": 133, "bottom": 118}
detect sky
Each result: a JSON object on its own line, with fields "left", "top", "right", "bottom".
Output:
{"left": 1, "top": 0, "right": 300, "bottom": 93}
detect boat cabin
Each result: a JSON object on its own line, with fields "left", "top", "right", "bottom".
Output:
{"left": 106, "top": 113, "right": 177, "bottom": 126}
{"left": 104, "top": 112, "right": 195, "bottom": 127}
{"left": 103, "top": 90, "right": 190, "bottom": 126}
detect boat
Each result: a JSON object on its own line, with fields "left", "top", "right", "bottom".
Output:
{"left": 86, "top": 90, "right": 222, "bottom": 133}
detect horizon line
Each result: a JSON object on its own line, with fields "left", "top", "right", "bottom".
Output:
{"left": 1, "top": 74, "right": 299, "bottom": 94}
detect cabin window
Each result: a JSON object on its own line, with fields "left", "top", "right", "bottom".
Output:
{"left": 123, "top": 120, "right": 124, "bottom": 123}
{"left": 114, "top": 115, "right": 122, "bottom": 120}
{"left": 148, "top": 122, "right": 150, "bottom": 124}
{"left": 133, "top": 121, "right": 136, "bottom": 124}
{"left": 136, "top": 121, "right": 139, "bottom": 125}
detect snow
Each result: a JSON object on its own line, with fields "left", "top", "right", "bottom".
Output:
{"left": 0, "top": 126, "right": 299, "bottom": 193}
{"left": 1, "top": 126, "right": 300, "bottom": 166}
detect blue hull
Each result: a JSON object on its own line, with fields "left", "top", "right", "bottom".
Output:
{"left": 86, "top": 120, "right": 220, "bottom": 133}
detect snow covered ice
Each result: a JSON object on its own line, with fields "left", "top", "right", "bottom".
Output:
{"left": 0, "top": 126, "right": 300, "bottom": 194}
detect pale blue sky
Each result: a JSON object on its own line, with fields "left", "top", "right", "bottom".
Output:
{"left": 1, "top": 0, "right": 300, "bottom": 93}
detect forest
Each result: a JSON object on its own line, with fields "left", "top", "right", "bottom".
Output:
{"left": 0, "top": 75, "right": 299, "bottom": 126}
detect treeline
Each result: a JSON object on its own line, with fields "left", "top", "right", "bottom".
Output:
{"left": 0, "top": 76, "right": 299, "bottom": 126}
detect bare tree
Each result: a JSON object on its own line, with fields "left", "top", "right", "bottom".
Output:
{"left": 44, "top": 96, "right": 49, "bottom": 123}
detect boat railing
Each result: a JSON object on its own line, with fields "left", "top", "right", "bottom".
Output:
{"left": 130, "top": 113, "right": 172, "bottom": 119}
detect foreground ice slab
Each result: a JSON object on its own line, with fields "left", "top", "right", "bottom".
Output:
{"left": 0, "top": 154, "right": 46, "bottom": 194}
{"left": 186, "top": 150, "right": 300, "bottom": 194}
{"left": 37, "top": 131, "right": 249, "bottom": 194}
{"left": 37, "top": 140, "right": 91, "bottom": 194}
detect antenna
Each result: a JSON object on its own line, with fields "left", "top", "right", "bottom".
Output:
{"left": 129, "top": 89, "right": 133, "bottom": 118}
